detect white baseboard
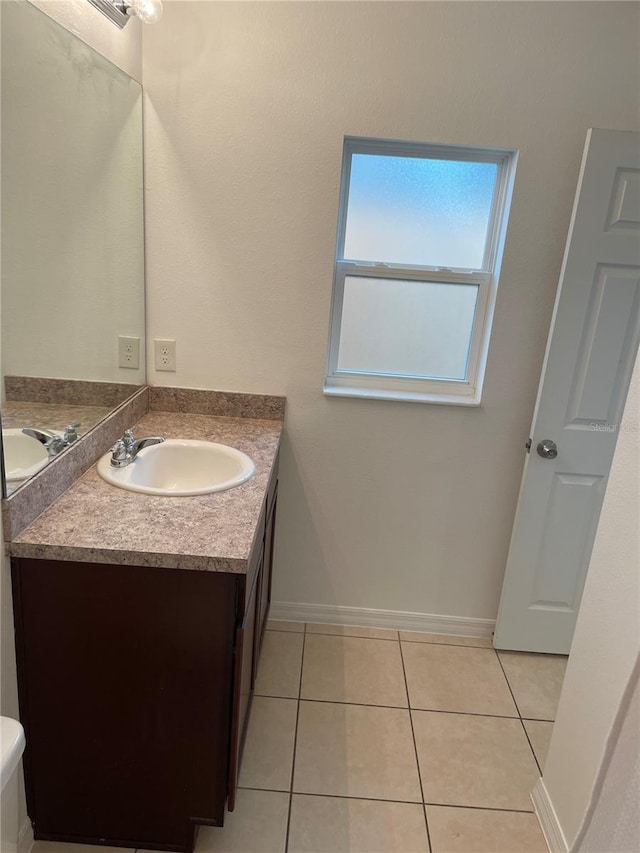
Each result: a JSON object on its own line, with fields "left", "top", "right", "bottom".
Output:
{"left": 17, "top": 818, "right": 34, "bottom": 853}
{"left": 531, "top": 777, "right": 569, "bottom": 853}
{"left": 269, "top": 600, "right": 495, "bottom": 638}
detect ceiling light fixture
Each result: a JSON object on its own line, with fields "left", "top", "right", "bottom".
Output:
{"left": 86, "top": 0, "right": 163, "bottom": 28}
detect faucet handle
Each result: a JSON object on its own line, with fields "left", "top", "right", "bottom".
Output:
{"left": 63, "top": 422, "right": 81, "bottom": 444}
{"left": 123, "top": 428, "right": 136, "bottom": 452}
{"left": 110, "top": 439, "right": 130, "bottom": 468}
{"left": 47, "top": 436, "right": 67, "bottom": 455}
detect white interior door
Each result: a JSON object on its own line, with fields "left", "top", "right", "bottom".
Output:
{"left": 494, "top": 128, "right": 640, "bottom": 654}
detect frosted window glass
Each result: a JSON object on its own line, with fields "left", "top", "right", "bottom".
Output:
{"left": 337, "top": 276, "right": 478, "bottom": 381}
{"left": 343, "top": 154, "right": 498, "bottom": 269}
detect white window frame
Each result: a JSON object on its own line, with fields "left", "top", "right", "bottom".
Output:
{"left": 324, "top": 137, "right": 518, "bottom": 405}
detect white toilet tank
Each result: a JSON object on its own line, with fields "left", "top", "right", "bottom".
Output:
{"left": 1, "top": 717, "right": 26, "bottom": 853}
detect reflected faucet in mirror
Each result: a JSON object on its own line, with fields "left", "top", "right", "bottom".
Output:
{"left": 21, "top": 423, "right": 80, "bottom": 457}
{"left": 3, "top": 421, "right": 84, "bottom": 486}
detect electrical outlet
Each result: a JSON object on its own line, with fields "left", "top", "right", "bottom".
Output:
{"left": 154, "top": 339, "right": 176, "bottom": 371}
{"left": 118, "top": 336, "right": 140, "bottom": 369}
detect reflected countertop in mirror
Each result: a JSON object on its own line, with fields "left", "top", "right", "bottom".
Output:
{"left": 1, "top": 377, "right": 140, "bottom": 494}
{"left": 1, "top": 0, "right": 145, "bottom": 496}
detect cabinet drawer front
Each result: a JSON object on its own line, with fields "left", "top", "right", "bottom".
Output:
{"left": 244, "top": 508, "right": 265, "bottom": 607}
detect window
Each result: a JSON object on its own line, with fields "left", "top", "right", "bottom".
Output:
{"left": 324, "top": 137, "right": 517, "bottom": 405}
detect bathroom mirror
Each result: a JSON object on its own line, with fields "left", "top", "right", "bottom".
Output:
{"left": 1, "top": 0, "right": 145, "bottom": 496}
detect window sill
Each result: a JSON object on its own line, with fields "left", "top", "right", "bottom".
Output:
{"left": 323, "top": 383, "right": 482, "bottom": 406}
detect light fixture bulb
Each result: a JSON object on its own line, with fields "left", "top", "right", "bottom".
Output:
{"left": 130, "top": 0, "right": 162, "bottom": 24}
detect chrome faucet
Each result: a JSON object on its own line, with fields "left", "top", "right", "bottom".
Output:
{"left": 22, "top": 422, "right": 82, "bottom": 457}
{"left": 110, "top": 428, "right": 165, "bottom": 468}
{"left": 22, "top": 427, "right": 67, "bottom": 457}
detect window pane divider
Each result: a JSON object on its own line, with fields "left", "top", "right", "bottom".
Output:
{"left": 336, "top": 262, "right": 489, "bottom": 286}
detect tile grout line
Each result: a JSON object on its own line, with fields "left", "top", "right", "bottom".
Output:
{"left": 253, "top": 691, "right": 523, "bottom": 720}
{"left": 400, "top": 638, "right": 493, "bottom": 649}
{"left": 494, "top": 648, "right": 524, "bottom": 717}
{"left": 423, "top": 801, "right": 535, "bottom": 815}
{"left": 266, "top": 628, "right": 306, "bottom": 635}
{"left": 493, "top": 650, "right": 545, "bottom": 775}
{"left": 519, "top": 718, "right": 544, "bottom": 777}
{"left": 267, "top": 625, "right": 491, "bottom": 649}
{"left": 398, "top": 632, "right": 433, "bottom": 853}
{"left": 283, "top": 621, "right": 307, "bottom": 853}
{"left": 237, "top": 785, "right": 537, "bottom": 813}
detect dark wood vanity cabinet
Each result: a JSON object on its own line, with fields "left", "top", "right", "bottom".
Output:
{"left": 11, "top": 469, "right": 278, "bottom": 853}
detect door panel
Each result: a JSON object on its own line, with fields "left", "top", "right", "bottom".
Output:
{"left": 530, "top": 472, "right": 605, "bottom": 609}
{"left": 494, "top": 129, "right": 640, "bottom": 653}
{"left": 605, "top": 168, "right": 640, "bottom": 230}
{"left": 565, "top": 265, "right": 640, "bottom": 426}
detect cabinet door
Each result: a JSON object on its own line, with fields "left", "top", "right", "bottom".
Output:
{"left": 257, "top": 487, "right": 278, "bottom": 650}
{"left": 12, "top": 559, "right": 237, "bottom": 850}
{"left": 227, "top": 556, "right": 260, "bottom": 812}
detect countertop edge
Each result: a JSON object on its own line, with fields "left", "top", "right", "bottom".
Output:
{"left": 9, "top": 542, "right": 247, "bottom": 574}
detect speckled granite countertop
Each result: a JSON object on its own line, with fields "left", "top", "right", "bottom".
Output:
{"left": 1, "top": 400, "right": 112, "bottom": 433}
{"left": 10, "top": 411, "right": 282, "bottom": 573}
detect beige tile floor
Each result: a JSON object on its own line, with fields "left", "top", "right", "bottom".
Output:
{"left": 32, "top": 621, "right": 567, "bottom": 853}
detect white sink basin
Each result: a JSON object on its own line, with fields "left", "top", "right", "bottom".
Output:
{"left": 97, "top": 439, "right": 255, "bottom": 496}
{"left": 2, "top": 428, "right": 51, "bottom": 481}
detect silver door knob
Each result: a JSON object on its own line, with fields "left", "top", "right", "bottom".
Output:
{"left": 537, "top": 439, "right": 558, "bottom": 459}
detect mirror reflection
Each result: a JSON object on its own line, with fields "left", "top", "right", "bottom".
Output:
{"left": 1, "top": 0, "right": 145, "bottom": 495}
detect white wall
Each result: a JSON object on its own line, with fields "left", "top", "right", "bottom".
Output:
{"left": 143, "top": 1, "right": 640, "bottom": 621}
{"left": 574, "top": 658, "right": 640, "bottom": 853}
{"left": 542, "top": 353, "right": 640, "bottom": 849}
{"left": 0, "top": 0, "right": 142, "bottom": 837}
